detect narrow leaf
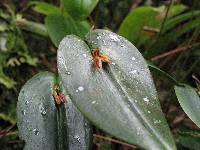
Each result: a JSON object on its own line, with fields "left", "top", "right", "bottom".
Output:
{"left": 30, "top": 1, "right": 60, "bottom": 15}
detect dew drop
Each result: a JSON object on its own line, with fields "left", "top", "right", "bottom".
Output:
{"left": 21, "top": 110, "right": 26, "bottom": 115}
{"left": 92, "top": 101, "right": 96, "bottom": 104}
{"left": 74, "top": 135, "right": 81, "bottom": 143}
{"left": 66, "top": 71, "right": 71, "bottom": 75}
{"left": 33, "top": 128, "right": 39, "bottom": 135}
{"left": 82, "top": 54, "right": 87, "bottom": 58}
{"left": 78, "top": 86, "right": 84, "bottom": 92}
{"left": 96, "top": 35, "right": 101, "bottom": 40}
{"left": 109, "top": 34, "right": 120, "bottom": 42}
{"left": 40, "top": 106, "right": 47, "bottom": 116}
{"left": 143, "top": 97, "right": 150, "bottom": 104}
{"left": 25, "top": 100, "right": 29, "bottom": 105}
{"left": 111, "top": 62, "right": 116, "bottom": 65}
{"left": 129, "top": 70, "right": 138, "bottom": 75}
{"left": 131, "top": 57, "right": 136, "bottom": 61}
{"left": 154, "top": 120, "right": 161, "bottom": 124}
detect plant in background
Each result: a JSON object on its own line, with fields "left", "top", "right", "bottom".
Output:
{"left": 0, "top": 0, "right": 199, "bottom": 149}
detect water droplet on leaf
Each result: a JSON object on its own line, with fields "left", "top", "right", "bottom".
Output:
{"left": 131, "top": 57, "right": 136, "bottom": 61}
{"left": 78, "top": 86, "right": 84, "bottom": 92}
{"left": 92, "top": 101, "right": 96, "bottom": 104}
{"left": 143, "top": 97, "right": 150, "bottom": 104}
{"left": 66, "top": 71, "right": 71, "bottom": 75}
{"left": 40, "top": 106, "right": 47, "bottom": 116}
{"left": 33, "top": 128, "right": 39, "bottom": 135}
{"left": 25, "top": 100, "right": 29, "bottom": 105}
{"left": 74, "top": 135, "right": 81, "bottom": 143}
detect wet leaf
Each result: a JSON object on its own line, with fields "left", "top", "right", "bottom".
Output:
{"left": 58, "top": 29, "right": 176, "bottom": 150}
{"left": 17, "top": 72, "right": 92, "bottom": 150}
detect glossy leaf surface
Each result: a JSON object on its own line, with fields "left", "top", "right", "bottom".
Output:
{"left": 17, "top": 72, "right": 92, "bottom": 150}
{"left": 58, "top": 30, "right": 176, "bottom": 150}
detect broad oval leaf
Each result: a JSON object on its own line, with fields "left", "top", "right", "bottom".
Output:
{"left": 62, "top": 0, "right": 99, "bottom": 20}
{"left": 57, "top": 30, "right": 176, "bottom": 150}
{"left": 45, "top": 14, "right": 78, "bottom": 47}
{"left": 174, "top": 84, "right": 200, "bottom": 128}
{"left": 45, "top": 14, "right": 90, "bottom": 47}
{"left": 17, "top": 72, "right": 92, "bottom": 150}
{"left": 118, "top": 5, "right": 187, "bottom": 48}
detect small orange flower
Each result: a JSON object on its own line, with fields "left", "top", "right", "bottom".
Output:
{"left": 91, "top": 48, "right": 111, "bottom": 69}
{"left": 53, "top": 84, "right": 67, "bottom": 105}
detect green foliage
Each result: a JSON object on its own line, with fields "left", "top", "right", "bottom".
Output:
{"left": 176, "top": 128, "right": 200, "bottom": 150}
{"left": 174, "top": 84, "right": 200, "bottom": 128}
{"left": 118, "top": 5, "right": 187, "bottom": 47}
{"left": 30, "top": 0, "right": 91, "bottom": 47}
{"left": 58, "top": 30, "right": 176, "bottom": 150}
{"left": 61, "top": 0, "right": 99, "bottom": 20}
{"left": 45, "top": 13, "right": 90, "bottom": 47}
{"left": 147, "top": 62, "right": 179, "bottom": 85}
{"left": 17, "top": 72, "right": 92, "bottom": 150}
{"left": 45, "top": 13, "right": 78, "bottom": 47}
{"left": 0, "top": 9, "right": 38, "bottom": 89}
{"left": 118, "top": 4, "right": 200, "bottom": 57}
{"left": 30, "top": 1, "right": 60, "bottom": 15}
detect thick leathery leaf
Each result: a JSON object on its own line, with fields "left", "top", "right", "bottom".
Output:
{"left": 62, "top": 85, "right": 92, "bottom": 150}
{"left": 17, "top": 72, "right": 92, "bottom": 150}
{"left": 17, "top": 72, "right": 58, "bottom": 150}
{"left": 174, "top": 84, "right": 200, "bottom": 128}
{"left": 57, "top": 30, "right": 176, "bottom": 150}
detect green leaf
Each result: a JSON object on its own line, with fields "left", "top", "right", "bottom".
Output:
{"left": 30, "top": 1, "right": 60, "bottom": 15}
{"left": 16, "top": 16, "right": 48, "bottom": 37}
{"left": 177, "top": 135, "right": 200, "bottom": 150}
{"left": 118, "top": 6, "right": 161, "bottom": 47}
{"left": 167, "top": 4, "right": 187, "bottom": 18}
{"left": 147, "top": 17, "right": 200, "bottom": 57}
{"left": 58, "top": 30, "right": 176, "bottom": 150}
{"left": 0, "top": 66, "right": 16, "bottom": 88}
{"left": 45, "top": 14, "right": 89, "bottom": 47}
{"left": 163, "top": 10, "right": 200, "bottom": 33}
{"left": 118, "top": 5, "right": 187, "bottom": 48}
{"left": 62, "top": 0, "right": 99, "bottom": 20}
{"left": 76, "top": 20, "right": 91, "bottom": 38}
{"left": 17, "top": 72, "right": 92, "bottom": 150}
{"left": 174, "top": 84, "right": 200, "bottom": 128}
{"left": 148, "top": 62, "right": 179, "bottom": 85}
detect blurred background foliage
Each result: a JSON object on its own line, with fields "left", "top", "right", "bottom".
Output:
{"left": 0, "top": 0, "right": 200, "bottom": 149}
